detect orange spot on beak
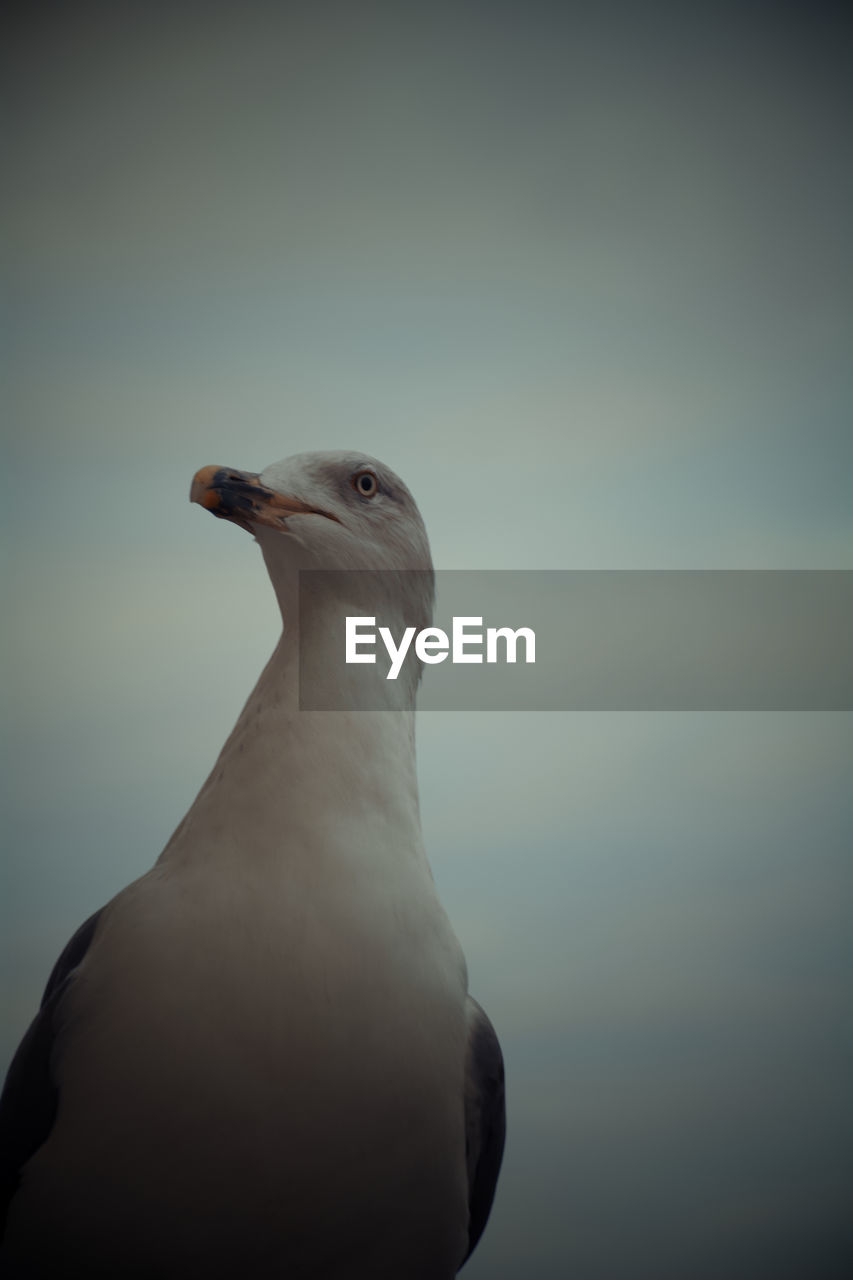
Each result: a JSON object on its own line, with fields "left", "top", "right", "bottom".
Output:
{"left": 190, "top": 465, "right": 227, "bottom": 512}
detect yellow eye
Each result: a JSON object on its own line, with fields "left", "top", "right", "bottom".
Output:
{"left": 352, "top": 469, "right": 378, "bottom": 498}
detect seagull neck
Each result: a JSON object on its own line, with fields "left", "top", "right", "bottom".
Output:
{"left": 249, "top": 614, "right": 420, "bottom": 716}
{"left": 160, "top": 617, "right": 424, "bottom": 869}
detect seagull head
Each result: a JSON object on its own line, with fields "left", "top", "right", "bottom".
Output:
{"left": 191, "top": 452, "right": 435, "bottom": 693}
{"left": 192, "top": 451, "right": 429, "bottom": 568}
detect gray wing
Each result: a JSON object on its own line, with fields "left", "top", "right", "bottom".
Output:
{"left": 0, "top": 909, "right": 104, "bottom": 1238}
{"left": 460, "top": 996, "right": 506, "bottom": 1267}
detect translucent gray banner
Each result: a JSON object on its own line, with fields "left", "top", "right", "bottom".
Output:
{"left": 298, "top": 571, "right": 853, "bottom": 710}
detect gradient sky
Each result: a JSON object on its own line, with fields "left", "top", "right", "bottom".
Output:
{"left": 3, "top": 3, "right": 852, "bottom": 1276}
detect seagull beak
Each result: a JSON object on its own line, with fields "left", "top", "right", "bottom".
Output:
{"left": 190, "top": 466, "right": 340, "bottom": 532}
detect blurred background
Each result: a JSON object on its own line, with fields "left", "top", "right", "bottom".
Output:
{"left": 3, "top": 2, "right": 851, "bottom": 1276}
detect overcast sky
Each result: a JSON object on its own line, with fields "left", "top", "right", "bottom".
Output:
{"left": 3, "top": 3, "right": 852, "bottom": 1276}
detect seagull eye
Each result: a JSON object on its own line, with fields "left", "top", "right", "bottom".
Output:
{"left": 352, "top": 470, "right": 379, "bottom": 499}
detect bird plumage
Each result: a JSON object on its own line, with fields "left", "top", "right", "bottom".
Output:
{"left": 0, "top": 451, "right": 504, "bottom": 1278}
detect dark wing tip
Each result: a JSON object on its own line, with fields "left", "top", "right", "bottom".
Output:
{"left": 0, "top": 908, "right": 104, "bottom": 1240}
{"left": 41, "top": 910, "right": 103, "bottom": 1008}
{"left": 461, "top": 997, "right": 506, "bottom": 1267}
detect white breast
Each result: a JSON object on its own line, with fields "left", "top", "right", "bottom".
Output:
{"left": 9, "top": 846, "right": 470, "bottom": 1278}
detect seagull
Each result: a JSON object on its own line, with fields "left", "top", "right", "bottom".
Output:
{"left": 0, "top": 451, "right": 505, "bottom": 1279}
